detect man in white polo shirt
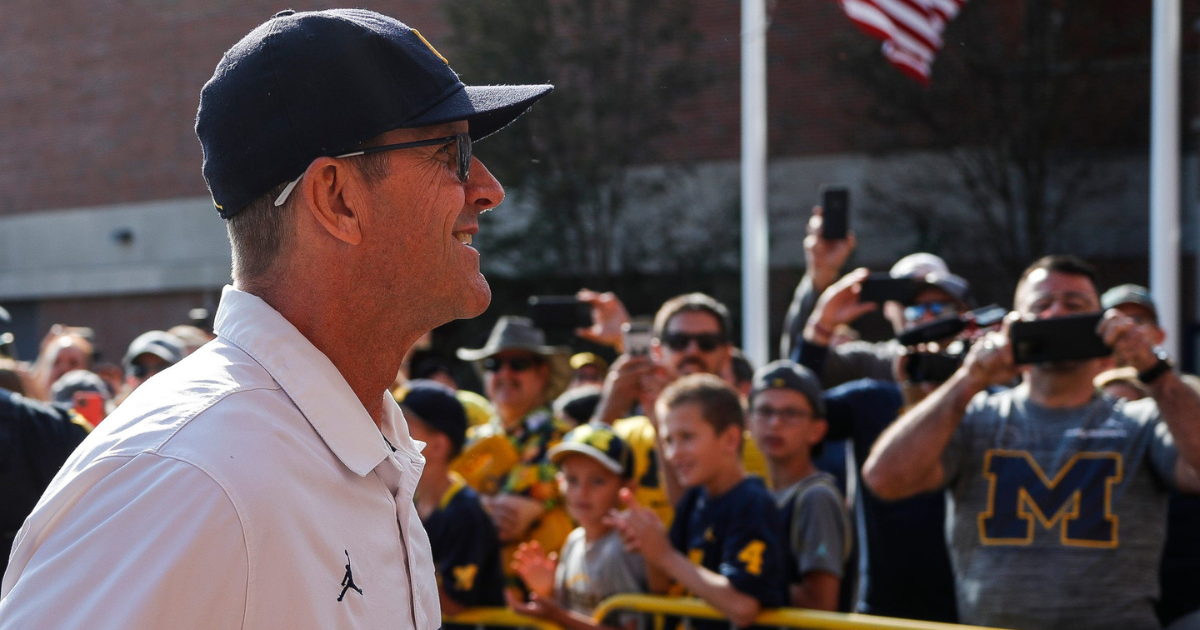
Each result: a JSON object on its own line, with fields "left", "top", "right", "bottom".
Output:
{"left": 0, "top": 9, "right": 551, "bottom": 629}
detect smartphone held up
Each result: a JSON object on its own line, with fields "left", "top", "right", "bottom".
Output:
{"left": 819, "top": 185, "right": 849, "bottom": 240}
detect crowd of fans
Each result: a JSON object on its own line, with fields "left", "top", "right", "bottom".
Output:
{"left": 3, "top": 205, "right": 1200, "bottom": 630}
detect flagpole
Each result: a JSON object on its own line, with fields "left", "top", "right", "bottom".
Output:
{"left": 741, "top": 0, "right": 769, "bottom": 367}
{"left": 1150, "top": 0, "right": 1180, "bottom": 359}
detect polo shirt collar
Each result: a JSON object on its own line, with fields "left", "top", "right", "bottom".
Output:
{"left": 213, "top": 285, "right": 402, "bottom": 477}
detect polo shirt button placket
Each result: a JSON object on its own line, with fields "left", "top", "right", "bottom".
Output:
{"left": 382, "top": 451, "right": 423, "bottom": 630}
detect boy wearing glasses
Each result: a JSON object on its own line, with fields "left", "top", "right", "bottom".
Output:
{"left": 748, "top": 361, "right": 849, "bottom": 612}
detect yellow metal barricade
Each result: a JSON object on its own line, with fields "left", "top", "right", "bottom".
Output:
{"left": 590, "top": 594, "right": 1008, "bottom": 630}
{"left": 444, "top": 606, "right": 562, "bottom": 630}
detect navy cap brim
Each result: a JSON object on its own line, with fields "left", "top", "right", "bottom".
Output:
{"left": 405, "top": 84, "right": 553, "bottom": 141}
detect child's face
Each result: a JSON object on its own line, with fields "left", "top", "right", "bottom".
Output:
{"left": 557, "top": 454, "right": 626, "bottom": 527}
{"left": 660, "top": 401, "right": 740, "bottom": 490}
{"left": 749, "top": 389, "right": 826, "bottom": 463}
{"left": 404, "top": 413, "right": 448, "bottom": 468}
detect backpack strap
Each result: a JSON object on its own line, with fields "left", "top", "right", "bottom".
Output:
{"left": 786, "top": 472, "right": 852, "bottom": 564}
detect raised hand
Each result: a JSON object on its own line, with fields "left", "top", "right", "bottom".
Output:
{"left": 1098, "top": 309, "right": 1161, "bottom": 372}
{"left": 604, "top": 488, "right": 672, "bottom": 566}
{"left": 962, "top": 317, "right": 1020, "bottom": 389}
{"left": 804, "top": 268, "right": 878, "bottom": 345}
{"left": 805, "top": 206, "right": 858, "bottom": 294}
{"left": 576, "top": 289, "right": 631, "bottom": 351}
{"left": 510, "top": 540, "right": 558, "bottom": 598}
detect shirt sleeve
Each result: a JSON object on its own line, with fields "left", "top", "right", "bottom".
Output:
{"left": 1125, "top": 399, "right": 1179, "bottom": 489}
{"left": 790, "top": 486, "right": 848, "bottom": 579}
{"left": 0, "top": 453, "right": 248, "bottom": 630}
{"left": 780, "top": 274, "right": 819, "bottom": 360}
{"left": 718, "top": 496, "right": 786, "bottom": 607}
{"left": 668, "top": 491, "right": 693, "bottom": 554}
{"left": 941, "top": 391, "right": 988, "bottom": 488}
{"left": 823, "top": 341, "right": 899, "bottom": 389}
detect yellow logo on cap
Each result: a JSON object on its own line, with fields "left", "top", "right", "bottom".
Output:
{"left": 772, "top": 378, "right": 786, "bottom": 388}
{"left": 412, "top": 29, "right": 448, "bottom": 65}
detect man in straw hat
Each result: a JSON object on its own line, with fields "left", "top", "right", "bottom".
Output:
{"left": 456, "top": 316, "right": 575, "bottom": 564}
{"left": 0, "top": 8, "right": 550, "bottom": 629}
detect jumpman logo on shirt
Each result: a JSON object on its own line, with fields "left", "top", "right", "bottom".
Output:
{"left": 338, "top": 550, "right": 363, "bottom": 601}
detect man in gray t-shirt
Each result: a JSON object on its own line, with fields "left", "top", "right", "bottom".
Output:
{"left": 942, "top": 388, "right": 1176, "bottom": 629}
{"left": 862, "top": 255, "right": 1200, "bottom": 630}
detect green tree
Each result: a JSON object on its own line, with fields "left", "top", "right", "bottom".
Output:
{"left": 840, "top": 0, "right": 1148, "bottom": 285}
{"left": 442, "top": 0, "right": 708, "bottom": 283}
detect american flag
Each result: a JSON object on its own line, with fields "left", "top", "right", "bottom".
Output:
{"left": 839, "top": 0, "right": 967, "bottom": 85}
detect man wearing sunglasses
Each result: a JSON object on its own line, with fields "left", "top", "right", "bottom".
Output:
{"left": 1, "top": 9, "right": 550, "bottom": 630}
{"left": 593, "top": 293, "right": 736, "bottom": 522}
{"left": 456, "top": 317, "right": 574, "bottom": 557}
{"left": 782, "top": 206, "right": 971, "bottom": 388}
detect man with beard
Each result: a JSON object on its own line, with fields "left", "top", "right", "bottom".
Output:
{"left": 456, "top": 317, "right": 574, "bottom": 564}
{"left": 593, "top": 293, "right": 734, "bottom": 524}
{"left": 863, "top": 255, "right": 1200, "bottom": 630}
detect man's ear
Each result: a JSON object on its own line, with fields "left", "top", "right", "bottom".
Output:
{"left": 298, "top": 157, "right": 364, "bottom": 246}
{"left": 810, "top": 417, "right": 829, "bottom": 445}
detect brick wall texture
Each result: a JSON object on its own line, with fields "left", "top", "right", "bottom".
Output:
{"left": 0, "top": 0, "right": 896, "bottom": 218}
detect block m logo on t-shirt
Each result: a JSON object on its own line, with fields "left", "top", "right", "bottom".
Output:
{"left": 978, "top": 450, "right": 1123, "bottom": 548}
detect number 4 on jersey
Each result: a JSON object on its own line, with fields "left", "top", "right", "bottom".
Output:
{"left": 737, "top": 540, "right": 766, "bottom": 576}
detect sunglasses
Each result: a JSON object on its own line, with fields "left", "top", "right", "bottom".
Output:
{"left": 662, "top": 332, "right": 725, "bottom": 352}
{"left": 274, "top": 132, "right": 473, "bottom": 207}
{"left": 904, "top": 302, "right": 959, "bottom": 322}
{"left": 482, "top": 356, "right": 542, "bottom": 373}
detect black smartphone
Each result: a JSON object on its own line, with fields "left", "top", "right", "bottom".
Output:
{"left": 905, "top": 351, "right": 963, "bottom": 383}
{"left": 820, "top": 185, "right": 849, "bottom": 240}
{"left": 528, "top": 296, "right": 592, "bottom": 330}
{"left": 1009, "top": 313, "right": 1111, "bottom": 365}
{"left": 859, "top": 273, "right": 918, "bottom": 305}
{"left": 896, "top": 304, "right": 1009, "bottom": 346}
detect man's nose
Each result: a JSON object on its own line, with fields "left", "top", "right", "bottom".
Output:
{"left": 467, "top": 157, "right": 504, "bottom": 211}
{"left": 1041, "top": 301, "right": 1068, "bottom": 319}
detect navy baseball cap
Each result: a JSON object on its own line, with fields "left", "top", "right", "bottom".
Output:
{"left": 398, "top": 380, "right": 469, "bottom": 453}
{"left": 549, "top": 424, "right": 634, "bottom": 479}
{"left": 750, "top": 360, "right": 826, "bottom": 418}
{"left": 196, "top": 9, "right": 553, "bottom": 218}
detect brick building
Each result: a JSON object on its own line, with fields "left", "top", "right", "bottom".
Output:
{"left": 1, "top": 0, "right": 1197, "bottom": 366}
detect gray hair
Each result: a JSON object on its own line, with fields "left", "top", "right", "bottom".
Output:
{"left": 226, "top": 150, "right": 392, "bottom": 287}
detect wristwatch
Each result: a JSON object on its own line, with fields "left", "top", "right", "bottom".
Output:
{"left": 1137, "top": 347, "right": 1175, "bottom": 385}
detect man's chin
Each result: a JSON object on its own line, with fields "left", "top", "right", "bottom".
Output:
{"left": 1035, "top": 359, "right": 1089, "bottom": 373}
{"left": 456, "top": 276, "right": 492, "bottom": 320}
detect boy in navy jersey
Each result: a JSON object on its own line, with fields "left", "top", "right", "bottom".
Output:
{"left": 402, "top": 381, "right": 505, "bottom": 622}
{"left": 610, "top": 374, "right": 786, "bottom": 628}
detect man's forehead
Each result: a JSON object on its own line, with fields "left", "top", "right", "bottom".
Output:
{"left": 666, "top": 310, "right": 722, "bottom": 333}
{"left": 1116, "top": 302, "right": 1158, "bottom": 323}
{"left": 1019, "top": 269, "right": 1099, "bottom": 303}
{"left": 913, "top": 286, "right": 956, "bottom": 304}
